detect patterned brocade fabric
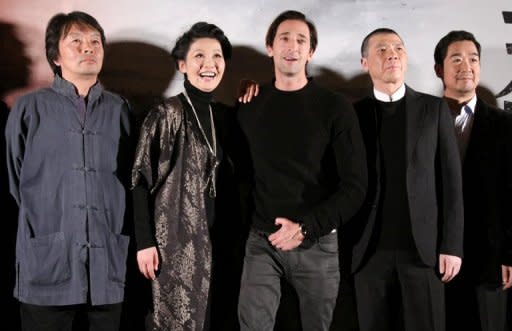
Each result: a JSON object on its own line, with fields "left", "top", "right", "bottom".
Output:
{"left": 132, "top": 96, "right": 214, "bottom": 330}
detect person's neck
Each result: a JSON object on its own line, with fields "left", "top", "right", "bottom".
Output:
{"left": 443, "top": 90, "right": 476, "bottom": 113}
{"left": 374, "top": 81, "right": 403, "bottom": 97}
{"left": 274, "top": 72, "right": 309, "bottom": 91}
{"left": 63, "top": 74, "right": 97, "bottom": 97}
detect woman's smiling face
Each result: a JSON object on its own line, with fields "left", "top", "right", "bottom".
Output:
{"left": 178, "top": 37, "right": 225, "bottom": 92}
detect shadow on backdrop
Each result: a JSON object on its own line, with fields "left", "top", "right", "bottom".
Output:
{"left": 0, "top": 21, "right": 31, "bottom": 331}
{"left": 0, "top": 22, "right": 31, "bottom": 99}
{"left": 315, "top": 67, "right": 372, "bottom": 103}
{"left": 476, "top": 84, "right": 498, "bottom": 108}
{"left": 214, "top": 45, "right": 274, "bottom": 106}
{"left": 100, "top": 40, "right": 176, "bottom": 331}
{"left": 100, "top": 40, "right": 176, "bottom": 129}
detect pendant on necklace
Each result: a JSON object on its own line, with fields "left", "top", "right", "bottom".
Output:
{"left": 207, "top": 159, "right": 220, "bottom": 198}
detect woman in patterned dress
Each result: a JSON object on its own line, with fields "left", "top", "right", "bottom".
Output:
{"left": 131, "top": 22, "right": 242, "bottom": 331}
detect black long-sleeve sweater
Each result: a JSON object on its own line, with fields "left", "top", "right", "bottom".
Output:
{"left": 237, "top": 80, "right": 368, "bottom": 240}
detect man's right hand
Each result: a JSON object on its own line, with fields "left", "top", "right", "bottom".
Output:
{"left": 502, "top": 265, "right": 512, "bottom": 289}
{"left": 268, "top": 217, "right": 304, "bottom": 251}
{"left": 137, "top": 246, "right": 159, "bottom": 280}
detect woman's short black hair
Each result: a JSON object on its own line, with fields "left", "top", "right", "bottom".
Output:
{"left": 170, "top": 22, "right": 232, "bottom": 69}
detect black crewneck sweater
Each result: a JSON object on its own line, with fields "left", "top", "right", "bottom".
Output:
{"left": 375, "top": 98, "right": 415, "bottom": 251}
{"left": 237, "top": 80, "right": 367, "bottom": 240}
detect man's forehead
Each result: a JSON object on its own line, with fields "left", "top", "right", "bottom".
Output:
{"left": 62, "top": 23, "right": 100, "bottom": 38}
{"left": 370, "top": 33, "right": 403, "bottom": 45}
{"left": 447, "top": 41, "right": 478, "bottom": 54}
{"left": 277, "top": 20, "right": 310, "bottom": 35}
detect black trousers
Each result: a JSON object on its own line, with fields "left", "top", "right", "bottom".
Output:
{"left": 20, "top": 302, "right": 122, "bottom": 331}
{"left": 354, "top": 250, "right": 445, "bottom": 331}
{"left": 238, "top": 230, "right": 340, "bottom": 331}
{"left": 446, "top": 278, "right": 510, "bottom": 331}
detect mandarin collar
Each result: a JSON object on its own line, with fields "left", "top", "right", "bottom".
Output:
{"left": 51, "top": 74, "right": 103, "bottom": 103}
{"left": 373, "top": 83, "right": 406, "bottom": 102}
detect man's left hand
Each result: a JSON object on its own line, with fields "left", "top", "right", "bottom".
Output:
{"left": 439, "top": 254, "right": 462, "bottom": 282}
{"left": 268, "top": 217, "right": 304, "bottom": 251}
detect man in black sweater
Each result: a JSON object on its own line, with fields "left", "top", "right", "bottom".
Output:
{"left": 237, "top": 10, "right": 367, "bottom": 331}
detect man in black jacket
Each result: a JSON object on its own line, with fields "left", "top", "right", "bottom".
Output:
{"left": 434, "top": 30, "right": 512, "bottom": 331}
{"left": 351, "top": 28, "right": 464, "bottom": 331}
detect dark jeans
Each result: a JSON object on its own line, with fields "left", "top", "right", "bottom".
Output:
{"left": 238, "top": 230, "right": 340, "bottom": 331}
{"left": 20, "top": 302, "right": 122, "bottom": 331}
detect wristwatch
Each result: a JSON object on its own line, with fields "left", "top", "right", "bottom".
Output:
{"left": 299, "top": 223, "right": 308, "bottom": 238}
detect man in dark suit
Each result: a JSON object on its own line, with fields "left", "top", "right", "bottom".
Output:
{"left": 434, "top": 30, "right": 512, "bottom": 331}
{"left": 351, "top": 28, "right": 464, "bottom": 331}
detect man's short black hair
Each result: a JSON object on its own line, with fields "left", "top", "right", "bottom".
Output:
{"left": 361, "top": 28, "right": 402, "bottom": 58}
{"left": 434, "top": 30, "right": 481, "bottom": 68}
{"left": 45, "top": 11, "right": 106, "bottom": 75}
{"left": 265, "top": 10, "right": 318, "bottom": 52}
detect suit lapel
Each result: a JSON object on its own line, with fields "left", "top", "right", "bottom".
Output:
{"left": 463, "top": 99, "right": 490, "bottom": 172}
{"left": 405, "top": 87, "right": 426, "bottom": 165}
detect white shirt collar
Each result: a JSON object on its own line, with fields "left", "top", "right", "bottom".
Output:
{"left": 373, "top": 84, "right": 406, "bottom": 102}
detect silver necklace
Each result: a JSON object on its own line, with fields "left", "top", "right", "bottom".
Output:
{"left": 183, "top": 91, "right": 219, "bottom": 198}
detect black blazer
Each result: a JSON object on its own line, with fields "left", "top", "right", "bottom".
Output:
{"left": 460, "top": 98, "right": 512, "bottom": 283}
{"left": 351, "top": 86, "right": 464, "bottom": 272}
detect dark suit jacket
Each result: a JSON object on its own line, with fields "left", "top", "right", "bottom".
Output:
{"left": 460, "top": 98, "right": 512, "bottom": 283}
{"left": 351, "top": 86, "right": 464, "bottom": 272}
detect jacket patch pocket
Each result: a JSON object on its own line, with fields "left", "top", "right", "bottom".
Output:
{"left": 107, "top": 233, "right": 129, "bottom": 283}
{"left": 26, "top": 232, "right": 71, "bottom": 285}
